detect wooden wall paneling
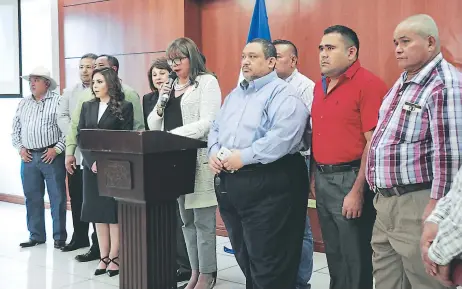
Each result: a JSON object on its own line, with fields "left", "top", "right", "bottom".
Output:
{"left": 62, "top": 0, "right": 184, "bottom": 58}
{"left": 117, "top": 52, "right": 167, "bottom": 95}
{"left": 63, "top": 0, "right": 110, "bottom": 7}
{"left": 58, "top": 0, "right": 67, "bottom": 91}
{"left": 184, "top": 0, "right": 202, "bottom": 49}
{"left": 202, "top": 0, "right": 462, "bottom": 93}
{"left": 200, "top": 0, "right": 252, "bottom": 96}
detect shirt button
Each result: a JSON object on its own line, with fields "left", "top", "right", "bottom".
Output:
{"left": 321, "top": 116, "right": 323, "bottom": 119}
{"left": 381, "top": 129, "right": 385, "bottom": 132}
{"left": 371, "top": 168, "right": 375, "bottom": 171}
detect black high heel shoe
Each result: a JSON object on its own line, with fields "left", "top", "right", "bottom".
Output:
{"left": 94, "top": 256, "right": 110, "bottom": 276}
{"left": 107, "top": 256, "right": 119, "bottom": 277}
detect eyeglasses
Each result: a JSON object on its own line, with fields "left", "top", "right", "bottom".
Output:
{"left": 167, "top": 57, "right": 186, "bottom": 66}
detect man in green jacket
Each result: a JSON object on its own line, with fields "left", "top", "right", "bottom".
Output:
{"left": 65, "top": 56, "right": 144, "bottom": 261}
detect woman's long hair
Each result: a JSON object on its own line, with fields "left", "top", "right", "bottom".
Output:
{"left": 166, "top": 37, "right": 215, "bottom": 86}
{"left": 147, "top": 57, "right": 172, "bottom": 93}
{"left": 91, "top": 67, "right": 125, "bottom": 120}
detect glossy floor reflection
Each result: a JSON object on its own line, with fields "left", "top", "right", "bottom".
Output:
{"left": 0, "top": 202, "right": 330, "bottom": 289}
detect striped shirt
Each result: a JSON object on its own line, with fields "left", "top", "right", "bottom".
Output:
{"left": 285, "top": 69, "right": 315, "bottom": 112}
{"left": 366, "top": 53, "right": 462, "bottom": 199}
{"left": 285, "top": 69, "right": 314, "bottom": 155}
{"left": 12, "top": 90, "right": 65, "bottom": 152}
{"left": 427, "top": 167, "right": 462, "bottom": 265}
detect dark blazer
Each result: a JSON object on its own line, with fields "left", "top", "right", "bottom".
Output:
{"left": 77, "top": 99, "right": 134, "bottom": 169}
{"left": 142, "top": 91, "right": 159, "bottom": 130}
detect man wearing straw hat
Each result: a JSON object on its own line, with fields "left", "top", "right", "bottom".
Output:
{"left": 12, "top": 66, "right": 67, "bottom": 249}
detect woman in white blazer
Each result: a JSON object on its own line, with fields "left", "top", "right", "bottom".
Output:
{"left": 147, "top": 37, "right": 221, "bottom": 289}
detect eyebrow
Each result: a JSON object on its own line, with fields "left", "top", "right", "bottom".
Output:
{"left": 319, "top": 44, "right": 335, "bottom": 49}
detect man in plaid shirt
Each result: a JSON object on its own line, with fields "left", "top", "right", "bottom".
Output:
{"left": 366, "top": 14, "right": 462, "bottom": 289}
{"left": 421, "top": 167, "right": 462, "bottom": 287}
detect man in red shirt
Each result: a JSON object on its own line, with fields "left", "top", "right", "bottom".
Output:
{"left": 311, "top": 25, "right": 388, "bottom": 289}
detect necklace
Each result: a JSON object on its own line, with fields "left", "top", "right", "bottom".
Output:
{"left": 174, "top": 79, "right": 191, "bottom": 91}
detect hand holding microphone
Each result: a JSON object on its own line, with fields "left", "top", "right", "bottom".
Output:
{"left": 157, "top": 72, "right": 177, "bottom": 116}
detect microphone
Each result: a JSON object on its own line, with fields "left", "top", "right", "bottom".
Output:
{"left": 159, "top": 71, "right": 177, "bottom": 108}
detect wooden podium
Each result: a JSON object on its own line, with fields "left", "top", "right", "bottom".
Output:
{"left": 79, "top": 130, "right": 206, "bottom": 289}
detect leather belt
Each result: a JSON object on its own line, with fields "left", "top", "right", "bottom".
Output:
{"left": 29, "top": 143, "right": 56, "bottom": 153}
{"left": 374, "top": 182, "right": 432, "bottom": 197}
{"left": 224, "top": 154, "right": 301, "bottom": 174}
{"left": 316, "top": 160, "right": 361, "bottom": 174}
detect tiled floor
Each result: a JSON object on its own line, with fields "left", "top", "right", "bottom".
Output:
{"left": 0, "top": 202, "right": 330, "bottom": 289}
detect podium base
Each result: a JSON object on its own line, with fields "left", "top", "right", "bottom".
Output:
{"left": 119, "top": 200, "right": 177, "bottom": 289}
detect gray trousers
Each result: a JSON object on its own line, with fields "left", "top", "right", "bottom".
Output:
{"left": 315, "top": 168, "right": 375, "bottom": 289}
{"left": 178, "top": 195, "right": 217, "bottom": 273}
{"left": 176, "top": 201, "right": 191, "bottom": 273}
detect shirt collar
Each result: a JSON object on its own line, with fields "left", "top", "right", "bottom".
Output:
{"left": 343, "top": 60, "right": 361, "bottom": 79}
{"left": 285, "top": 69, "right": 298, "bottom": 83}
{"left": 30, "top": 89, "right": 54, "bottom": 101}
{"left": 401, "top": 53, "right": 443, "bottom": 86}
{"left": 240, "top": 71, "right": 278, "bottom": 91}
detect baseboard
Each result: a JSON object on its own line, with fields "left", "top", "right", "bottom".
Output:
{"left": 0, "top": 193, "right": 26, "bottom": 205}
{"left": 0, "top": 193, "right": 71, "bottom": 210}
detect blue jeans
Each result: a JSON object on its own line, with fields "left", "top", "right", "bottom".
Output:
{"left": 20, "top": 152, "right": 67, "bottom": 242}
{"left": 297, "top": 155, "right": 314, "bottom": 289}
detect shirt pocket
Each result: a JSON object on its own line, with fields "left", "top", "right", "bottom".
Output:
{"left": 395, "top": 102, "right": 430, "bottom": 143}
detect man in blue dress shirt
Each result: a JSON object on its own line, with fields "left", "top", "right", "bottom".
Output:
{"left": 208, "top": 38, "right": 309, "bottom": 289}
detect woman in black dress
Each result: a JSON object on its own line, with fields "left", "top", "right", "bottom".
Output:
{"left": 142, "top": 57, "right": 172, "bottom": 129}
{"left": 77, "top": 67, "right": 134, "bottom": 277}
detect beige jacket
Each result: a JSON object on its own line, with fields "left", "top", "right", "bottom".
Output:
{"left": 147, "top": 74, "right": 221, "bottom": 209}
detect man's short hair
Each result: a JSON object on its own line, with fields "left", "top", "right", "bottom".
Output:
{"left": 81, "top": 53, "right": 98, "bottom": 60}
{"left": 396, "top": 14, "right": 440, "bottom": 47}
{"left": 324, "top": 25, "right": 360, "bottom": 57}
{"left": 248, "top": 38, "right": 277, "bottom": 59}
{"left": 98, "top": 54, "right": 120, "bottom": 71}
{"left": 272, "top": 39, "right": 298, "bottom": 58}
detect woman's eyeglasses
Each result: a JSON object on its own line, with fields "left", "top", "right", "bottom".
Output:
{"left": 167, "top": 57, "right": 187, "bottom": 66}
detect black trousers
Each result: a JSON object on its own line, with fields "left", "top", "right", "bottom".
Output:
{"left": 68, "top": 166, "right": 98, "bottom": 247}
{"left": 314, "top": 168, "right": 376, "bottom": 289}
{"left": 216, "top": 154, "right": 308, "bottom": 289}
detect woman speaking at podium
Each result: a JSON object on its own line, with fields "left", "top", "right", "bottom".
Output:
{"left": 77, "top": 67, "right": 134, "bottom": 277}
{"left": 147, "top": 37, "right": 221, "bottom": 289}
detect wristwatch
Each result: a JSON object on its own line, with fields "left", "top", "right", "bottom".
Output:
{"left": 54, "top": 147, "right": 62, "bottom": 155}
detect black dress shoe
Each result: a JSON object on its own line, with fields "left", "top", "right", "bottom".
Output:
{"left": 19, "top": 239, "right": 45, "bottom": 248}
{"left": 176, "top": 269, "right": 192, "bottom": 282}
{"left": 75, "top": 247, "right": 100, "bottom": 262}
{"left": 54, "top": 240, "right": 66, "bottom": 249}
{"left": 61, "top": 240, "right": 90, "bottom": 252}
